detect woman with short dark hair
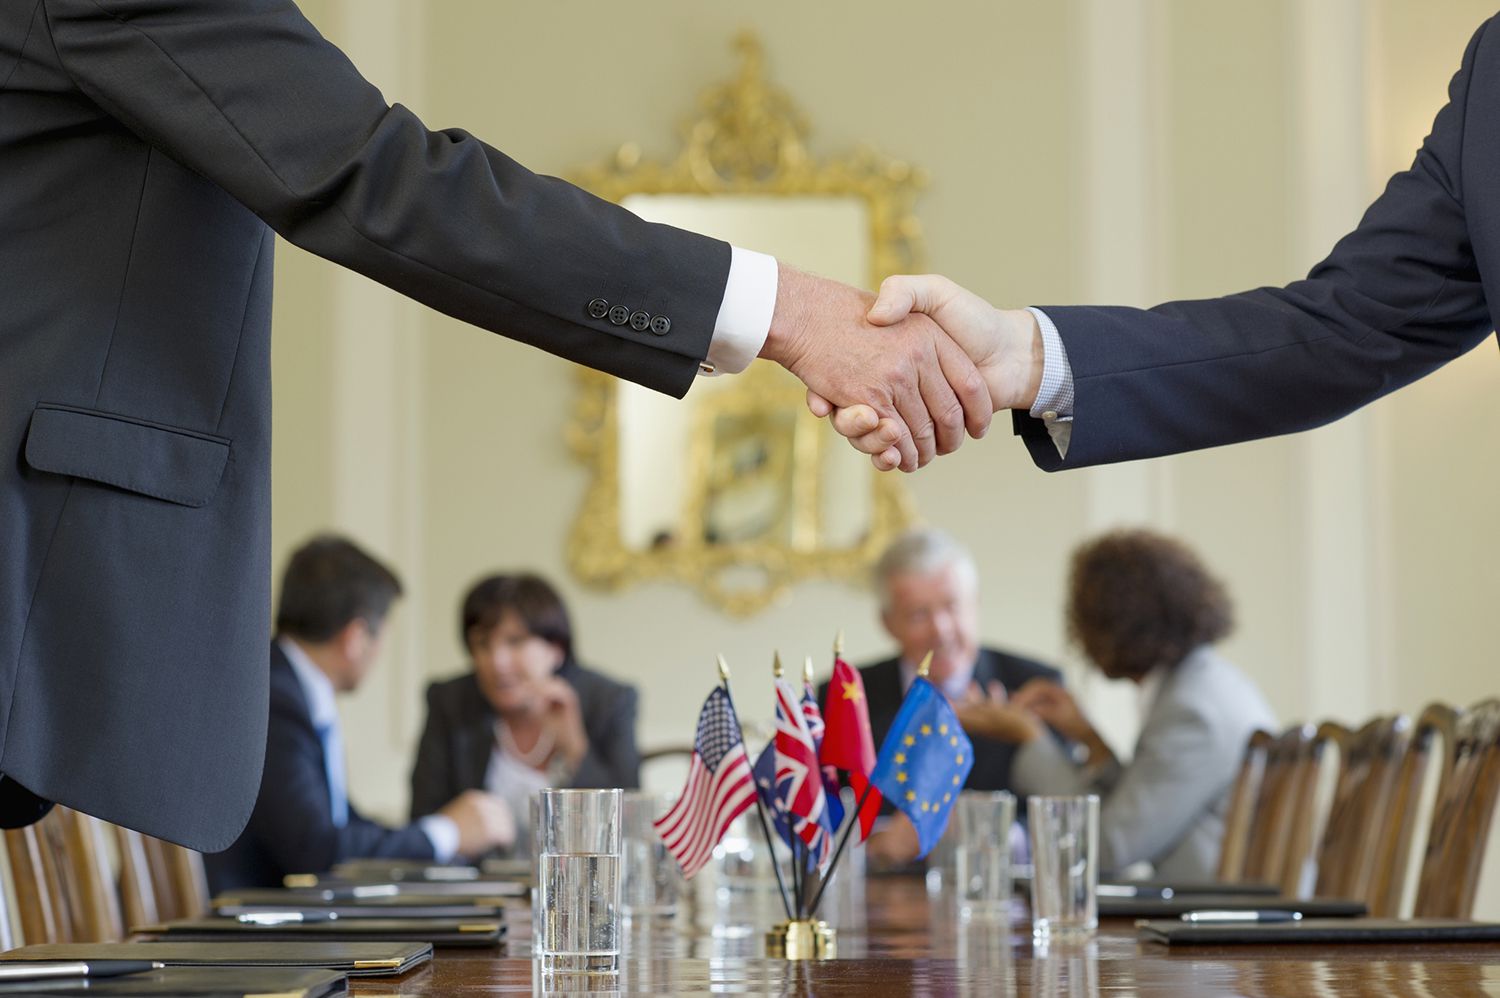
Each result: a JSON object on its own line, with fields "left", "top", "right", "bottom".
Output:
{"left": 409, "top": 573, "right": 639, "bottom": 854}
{"left": 955, "top": 530, "right": 1275, "bottom": 880}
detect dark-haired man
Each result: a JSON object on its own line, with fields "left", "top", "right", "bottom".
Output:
{"left": 206, "top": 535, "right": 513, "bottom": 893}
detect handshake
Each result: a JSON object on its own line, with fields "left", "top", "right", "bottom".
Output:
{"left": 761, "top": 265, "right": 1042, "bottom": 473}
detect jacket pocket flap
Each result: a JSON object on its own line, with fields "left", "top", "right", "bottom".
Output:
{"left": 25, "top": 404, "right": 230, "bottom": 508}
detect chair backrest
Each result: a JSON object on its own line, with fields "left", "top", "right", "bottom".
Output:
{"left": 1241, "top": 723, "right": 1318, "bottom": 892}
{"left": 144, "top": 836, "right": 210, "bottom": 920}
{"left": 2, "top": 822, "right": 66, "bottom": 945}
{"left": 1412, "top": 699, "right": 1500, "bottom": 918}
{"left": 52, "top": 807, "right": 125, "bottom": 942}
{"left": 1311, "top": 715, "right": 1411, "bottom": 903}
{"left": 113, "top": 825, "right": 160, "bottom": 932}
{"left": 1367, "top": 703, "right": 1457, "bottom": 917}
{"left": 1215, "top": 728, "right": 1272, "bottom": 881}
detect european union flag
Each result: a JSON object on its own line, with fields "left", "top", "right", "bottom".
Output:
{"left": 869, "top": 676, "right": 974, "bottom": 858}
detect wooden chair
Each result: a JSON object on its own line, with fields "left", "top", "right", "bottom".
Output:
{"left": 2, "top": 822, "right": 66, "bottom": 945}
{"left": 1367, "top": 704, "right": 1458, "bottom": 917}
{"left": 144, "top": 836, "right": 209, "bottom": 920}
{"left": 52, "top": 807, "right": 125, "bottom": 942}
{"left": 113, "top": 825, "right": 161, "bottom": 932}
{"left": 1411, "top": 698, "right": 1500, "bottom": 918}
{"left": 1309, "top": 715, "right": 1411, "bottom": 904}
{"left": 1215, "top": 728, "right": 1272, "bottom": 882}
{"left": 1241, "top": 723, "right": 1319, "bottom": 893}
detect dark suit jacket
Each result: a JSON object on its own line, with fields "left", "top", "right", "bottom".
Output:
{"left": 204, "top": 644, "right": 436, "bottom": 894}
{"left": 821, "top": 647, "right": 1062, "bottom": 802}
{"left": 1016, "top": 15, "right": 1499, "bottom": 470}
{"left": 408, "top": 661, "right": 639, "bottom": 822}
{"left": 0, "top": 0, "right": 726, "bottom": 848}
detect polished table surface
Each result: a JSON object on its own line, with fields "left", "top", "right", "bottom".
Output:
{"left": 347, "top": 875, "right": 1500, "bottom": 996}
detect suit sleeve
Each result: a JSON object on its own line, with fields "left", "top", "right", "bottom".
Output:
{"left": 573, "top": 684, "right": 640, "bottom": 790}
{"left": 408, "top": 683, "right": 454, "bottom": 822}
{"left": 251, "top": 707, "right": 432, "bottom": 878}
{"left": 42, "top": 0, "right": 729, "bottom": 398}
{"left": 1017, "top": 16, "right": 1496, "bottom": 469}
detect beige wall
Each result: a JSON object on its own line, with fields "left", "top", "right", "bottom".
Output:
{"left": 269, "top": 1, "right": 1499, "bottom": 913}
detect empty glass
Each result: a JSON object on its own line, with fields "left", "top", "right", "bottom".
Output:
{"left": 621, "top": 790, "right": 679, "bottom": 917}
{"left": 954, "top": 790, "right": 1015, "bottom": 918}
{"left": 1027, "top": 795, "right": 1099, "bottom": 938}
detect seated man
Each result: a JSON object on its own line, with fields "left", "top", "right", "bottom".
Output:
{"left": 409, "top": 573, "right": 639, "bottom": 855}
{"left": 822, "top": 527, "right": 1062, "bottom": 865}
{"left": 206, "top": 536, "right": 513, "bottom": 893}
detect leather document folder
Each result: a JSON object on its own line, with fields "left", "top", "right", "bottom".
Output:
{"left": 140, "top": 916, "right": 505, "bottom": 948}
{"left": 214, "top": 899, "right": 510, "bottom": 920}
{"left": 0, "top": 942, "right": 431, "bottom": 977}
{"left": 1102, "top": 895, "right": 1366, "bottom": 919}
{"left": 1138, "top": 917, "right": 1500, "bottom": 946}
{"left": 0, "top": 966, "right": 346, "bottom": 997}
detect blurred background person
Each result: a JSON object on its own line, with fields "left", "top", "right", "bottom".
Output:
{"left": 410, "top": 573, "right": 639, "bottom": 854}
{"left": 207, "top": 536, "right": 513, "bottom": 893}
{"left": 956, "top": 529, "right": 1276, "bottom": 881}
{"left": 826, "top": 527, "right": 1062, "bottom": 866}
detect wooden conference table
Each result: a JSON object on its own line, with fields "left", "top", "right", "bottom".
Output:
{"left": 346, "top": 875, "right": 1500, "bottom": 996}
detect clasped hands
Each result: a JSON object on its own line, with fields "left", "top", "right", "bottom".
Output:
{"left": 761, "top": 266, "right": 1039, "bottom": 472}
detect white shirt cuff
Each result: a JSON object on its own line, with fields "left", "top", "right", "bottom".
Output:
{"left": 419, "top": 814, "right": 461, "bottom": 863}
{"left": 1028, "top": 306, "right": 1075, "bottom": 460}
{"left": 700, "top": 246, "right": 777, "bottom": 376}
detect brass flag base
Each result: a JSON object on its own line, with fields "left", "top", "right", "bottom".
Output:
{"left": 765, "top": 919, "right": 837, "bottom": 960}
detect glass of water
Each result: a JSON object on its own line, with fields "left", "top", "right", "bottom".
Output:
{"left": 533, "top": 788, "right": 622, "bottom": 975}
{"left": 954, "top": 790, "right": 1015, "bottom": 918}
{"left": 621, "top": 790, "right": 678, "bottom": 918}
{"left": 1027, "top": 795, "right": 1099, "bottom": 939}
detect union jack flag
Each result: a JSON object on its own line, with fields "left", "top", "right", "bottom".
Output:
{"left": 655, "top": 688, "right": 757, "bottom": 878}
{"left": 773, "top": 677, "right": 832, "bottom": 865}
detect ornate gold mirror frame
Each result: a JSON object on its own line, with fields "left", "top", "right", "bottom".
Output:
{"left": 565, "top": 33, "right": 924, "bottom": 616}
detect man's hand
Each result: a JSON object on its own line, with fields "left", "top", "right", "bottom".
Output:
{"left": 760, "top": 265, "right": 992, "bottom": 472}
{"left": 952, "top": 698, "right": 1044, "bottom": 744}
{"left": 807, "top": 275, "right": 1045, "bottom": 471}
{"left": 438, "top": 789, "right": 516, "bottom": 857}
{"left": 1010, "top": 679, "right": 1113, "bottom": 767}
{"left": 866, "top": 813, "right": 921, "bottom": 869}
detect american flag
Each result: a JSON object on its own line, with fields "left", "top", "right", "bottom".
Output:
{"left": 654, "top": 688, "right": 757, "bottom": 878}
{"left": 774, "top": 677, "right": 832, "bottom": 865}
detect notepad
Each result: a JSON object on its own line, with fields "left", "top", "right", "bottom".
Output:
{"left": 1138, "top": 917, "right": 1500, "bottom": 945}
{"left": 139, "top": 916, "right": 504, "bottom": 948}
{"left": 1103, "top": 894, "right": 1366, "bottom": 919}
{"left": 0, "top": 966, "right": 346, "bottom": 997}
{"left": 0, "top": 942, "right": 430, "bottom": 977}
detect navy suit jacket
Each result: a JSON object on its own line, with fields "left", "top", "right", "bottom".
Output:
{"left": 408, "top": 661, "right": 639, "bottom": 822}
{"left": 0, "top": 0, "right": 726, "bottom": 849}
{"left": 204, "top": 644, "right": 437, "bottom": 894}
{"left": 1017, "top": 15, "right": 1500, "bottom": 469}
{"left": 821, "top": 646, "right": 1062, "bottom": 802}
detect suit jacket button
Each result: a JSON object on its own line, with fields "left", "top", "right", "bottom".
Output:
{"left": 629, "top": 310, "right": 651, "bottom": 332}
{"left": 650, "top": 315, "right": 671, "bottom": 336}
{"left": 587, "top": 298, "right": 610, "bottom": 319}
{"left": 608, "top": 305, "right": 631, "bottom": 326}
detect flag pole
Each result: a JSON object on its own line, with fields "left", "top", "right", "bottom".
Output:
{"left": 719, "top": 654, "right": 794, "bottom": 921}
{"left": 773, "top": 652, "right": 805, "bottom": 918}
{"left": 799, "top": 653, "right": 821, "bottom": 920}
{"left": 807, "top": 649, "right": 931, "bottom": 920}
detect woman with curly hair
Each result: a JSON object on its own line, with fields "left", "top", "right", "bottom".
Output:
{"left": 955, "top": 529, "right": 1275, "bottom": 880}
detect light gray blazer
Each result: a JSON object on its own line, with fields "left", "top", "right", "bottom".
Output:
{"left": 1011, "top": 646, "right": 1276, "bottom": 881}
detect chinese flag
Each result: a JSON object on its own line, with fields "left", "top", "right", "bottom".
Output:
{"left": 819, "top": 656, "right": 882, "bottom": 841}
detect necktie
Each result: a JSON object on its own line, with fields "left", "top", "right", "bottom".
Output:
{"left": 316, "top": 720, "right": 349, "bottom": 828}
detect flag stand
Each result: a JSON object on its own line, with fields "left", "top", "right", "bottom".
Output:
{"left": 718, "top": 655, "right": 795, "bottom": 922}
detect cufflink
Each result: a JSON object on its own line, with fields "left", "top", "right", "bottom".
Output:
{"left": 699, "top": 361, "right": 717, "bottom": 375}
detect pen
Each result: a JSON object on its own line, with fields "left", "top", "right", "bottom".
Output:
{"left": 236, "top": 910, "right": 339, "bottom": 925}
{"left": 1098, "top": 884, "right": 1175, "bottom": 900}
{"left": 1180, "top": 909, "right": 1303, "bottom": 923}
{"left": 0, "top": 960, "right": 163, "bottom": 981}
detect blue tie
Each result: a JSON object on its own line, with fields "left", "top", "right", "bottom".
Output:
{"left": 316, "top": 720, "right": 349, "bottom": 828}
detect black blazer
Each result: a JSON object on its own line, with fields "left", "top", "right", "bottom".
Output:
{"left": 0, "top": 0, "right": 726, "bottom": 848}
{"left": 1015, "top": 15, "right": 1500, "bottom": 469}
{"left": 823, "top": 647, "right": 1063, "bottom": 800}
{"left": 409, "top": 661, "right": 640, "bottom": 822}
{"left": 204, "top": 644, "right": 437, "bottom": 894}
